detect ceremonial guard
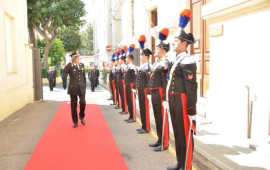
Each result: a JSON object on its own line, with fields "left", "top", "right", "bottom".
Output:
{"left": 118, "top": 46, "right": 128, "bottom": 114}
{"left": 114, "top": 50, "right": 121, "bottom": 109}
{"left": 148, "top": 28, "right": 170, "bottom": 152}
{"left": 60, "top": 64, "right": 68, "bottom": 90}
{"left": 47, "top": 67, "right": 55, "bottom": 91}
{"left": 63, "top": 52, "right": 86, "bottom": 128}
{"left": 124, "top": 44, "right": 136, "bottom": 123}
{"left": 108, "top": 53, "right": 116, "bottom": 102}
{"left": 136, "top": 35, "right": 152, "bottom": 134}
{"left": 166, "top": 10, "right": 197, "bottom": 170}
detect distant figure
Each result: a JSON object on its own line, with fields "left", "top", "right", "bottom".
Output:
{"left": 88, "top": 65, "right": 93, "bottom": 90}
{"left": 90, "top": 65, "right": 98, "bottom": 92}
{"left": 52, "top": 67, "right": 57, "bottom": 87}
{"left": 95, "top": 65, "right": 100, "bottom": 87}
{"left": 60, "top": 64, "right": 68, "bottom": 89}
{"left": 47, "top": 67, "right": 55, "bottom": 91}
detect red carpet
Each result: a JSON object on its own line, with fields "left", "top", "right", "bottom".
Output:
{"left": 24, "top": 102, "right": 128, "bottom": 170}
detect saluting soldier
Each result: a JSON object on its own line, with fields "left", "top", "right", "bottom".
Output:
{"left": 60, "top": 64, "right": 68, "bottom": 90}
{"left": 47, "top": 67, "right": 55, "bottom": 91}
{"left": 118, "top": 47, "right": 128, "bottom": 114}
{"left": 166, "top": 10, "right": 197, "bottom": 170}
{"left": 63, "top": 52, "right": 86, "bottom": 128}
{"left": 148, "top": 28, "right": 170, "bottom": 152}
{"left": 124, "top": 44, "right": 136, "bottom": 123}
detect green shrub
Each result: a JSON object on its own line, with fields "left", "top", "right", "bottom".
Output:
{"left": 42, "top": 67, "right": 49, "bottom": 78}
{"left": 101, "top": 68, "right": 108, "bottom": 83}
{"left": 85, "top": 66, "right": 90, "bottom": 74}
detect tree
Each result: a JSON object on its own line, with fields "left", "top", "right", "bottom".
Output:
{"left": 37, "top": 38, "right": 65, "bottom": 66}
{"left": 59, "top": 27, "right": 82, "bottom": 53}
{"left": 48, "top": 39, "right": 65, "bottom": 66}
{"left": 27, "top": 0, "right": 86, "bottom": 67}
{"left": 79, "top": 23, "right": 93, "bottom": 55}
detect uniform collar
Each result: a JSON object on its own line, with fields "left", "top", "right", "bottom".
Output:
{"left": 176, "top": 51, "right": 187, "bottom": 60}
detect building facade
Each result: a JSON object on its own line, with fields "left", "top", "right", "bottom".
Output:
{"left": 0, "top": 0, "right": 34, "bottom": 122}
{"left": 92, "top": 0, "right": 270, "bottom": 142}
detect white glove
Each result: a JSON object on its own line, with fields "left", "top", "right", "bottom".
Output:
{"left": 188, "top": 115, "right": 196, "bottom": 121}
{"left": 147, "top": 95, "right": 151, "bottom": 101}
{"left": 162, "top": 101, "right": 169, "bottom": 109}
{"left": 132, "top": 89, "right": 136, "bottom": 93}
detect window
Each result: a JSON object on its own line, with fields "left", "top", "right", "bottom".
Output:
{"left": 5, "top": 12, "right": 17, "bottom": 74}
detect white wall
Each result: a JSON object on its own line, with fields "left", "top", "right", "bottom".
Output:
{"left": 208, "top": 9, "right": 270, "bottom": 140}
{"left": 0, "top": 0, "right": 34, "bottom": 121}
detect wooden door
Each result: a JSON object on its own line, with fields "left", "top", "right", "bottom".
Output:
{"left": 191, "top": 0, "right": 211, "bottom": 97}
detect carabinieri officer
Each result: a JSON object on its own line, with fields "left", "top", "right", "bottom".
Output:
{"left": 136, "top": 36, "right": 153, "bottom": 134}
{"left": 166, "top": 9, "right": 197, "bottom": 170}
{"left": 148, "top": 38, "right": 170, "bottom": 152}
{"left": 63, "top": 52, "right": 86, "bottom": 128}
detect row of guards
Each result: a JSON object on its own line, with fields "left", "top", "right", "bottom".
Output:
{"left": 107, "top": 9, "right": 197, "bottom": 170}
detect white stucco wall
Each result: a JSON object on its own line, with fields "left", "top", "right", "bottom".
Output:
{"left": 0, "top": 0, "right": 33, "bottom": 122}
{"left": 206, "top": 6, "right": 270, "bottom": 140}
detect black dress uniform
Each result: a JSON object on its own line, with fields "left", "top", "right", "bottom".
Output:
{"left": 148, "top": 56, "right": 169, "bottom": 149}
{"left": 109, "top": 65, "right": 116, "bottom": 104}
{"left": 63, "top": 61, "right": 86, "bottom": 126}
{"left": 90, "top": 68, "right": 98, "bottom": 91}
{"left": 114, "top": 65, "right": 121, "bottom": 109}
{"left": 117, "top": 64, "right": 128, "bottom": 114}
{"left": 61, "top": 67, "right": 68, "bottom": 89}
{"left": 167, "top": 51, "right": 197, "bottom": 170}
{"left": 125, "top": 63, "right": 136, "bottom": 122}
{"left": 136, "top": 62, "right": 152, "bottom": 132}
{"left": 47, "top": 70, "right": 55, "bottom": 91}
{"left": 52, "top": 69, "right": 57, "bottom": 87}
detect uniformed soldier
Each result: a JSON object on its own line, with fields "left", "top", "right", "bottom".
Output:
{"left": 136, "top": 48, "right": 153, "bottom": 134}
{"left": 60, "top": 64, "right": 68, "bottom": 90}
{"left": 114, "top": 50, "right": 121, "bottom": 109}
{"left": 148, "top": 28, "right": 170, "bottom": 152}
{"left": 63, "top": 53, "right": 86, "bottom": 128}
{"left": 118, "top": 47, "right": 128, "bottom": 114}
{"left": 47, "top": 67, "right": 55, "bottom": 91}
{"left": 124, "top": 44, "right": 136, "bottom": 123}
{"left": 166, "top": 9, "right": 197, "bottom": 170}
{"left": 108, "top": 53, "right": 116, "bottom": 102}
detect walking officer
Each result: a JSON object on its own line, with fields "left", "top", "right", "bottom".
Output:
{"left": 47, "top": 67, "right": 55, "bottom": 91}
{"left": 90, "top": 65, "right": 98, "bottom": 92}
{"left": 124, "top": 44, "right": 136, "bottom": 123}
{"left": 63, "top": 52, "right": 86, "bottom": 128}
{"left": 148, "top": 28, "right": 170, "bottom": 152}
{"left": 166, "top": 9, "right": 197, "bottom": 170}
{"left": 61, "top": 64, "right": 68, "bottom": 89}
